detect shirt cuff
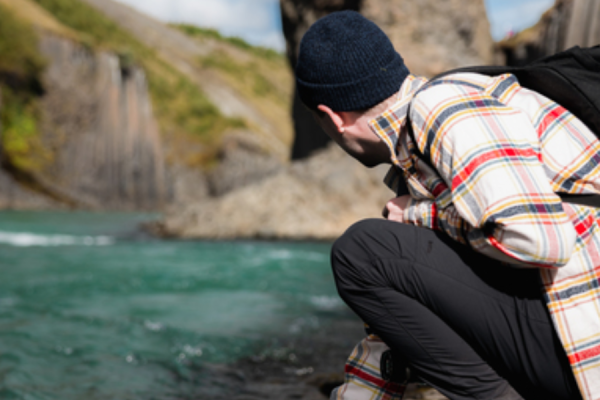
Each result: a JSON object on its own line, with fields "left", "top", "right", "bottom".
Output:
{"left": 403, "top": 198, "right": 436, "bottom": 229}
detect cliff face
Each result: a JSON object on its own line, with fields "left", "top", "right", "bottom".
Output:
{"left": 281, "top": 0, "right": 493, "bottom": 75}
{"left": 0, "top": 0, "right": 290, "bottom": 211}
{"left": 497, "top": 0, "right": 573, "bottom": 66}
{"left": 362, "top": 0, "right": 493, "bottom": 76}
{"left": 282, "top": 0, "right": 494, "bottom": 160}
{"left": 0, "top": 0, "right": 170, "bottom": 210}
{"left": 38, "top": 36, "right": 166, "bottom": 210}
{"left": 77, "top": 0, "right": 293, "bottom": 162}
{"left": 156, "top": 143, "right": 391, "bottom": 240}
{"left": 0, "top": 34, "right": 166, "bottom": 211}
{"left": 498, "top": 0, "right": 600, "bottom": 66}
{"left": 566, "top": 0, "right": 600, "bottom": 48}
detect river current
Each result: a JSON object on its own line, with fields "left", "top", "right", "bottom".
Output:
{"left": 0, "top": 211, "right": 357, "bottom": 399}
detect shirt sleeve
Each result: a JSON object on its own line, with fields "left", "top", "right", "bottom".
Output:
{"left": 403, "top": 83, "right": 577, "bottom": 268}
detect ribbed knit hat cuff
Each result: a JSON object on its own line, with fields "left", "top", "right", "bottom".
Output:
{"left": 297, "top": 54, "right": 409, "bottom": 112}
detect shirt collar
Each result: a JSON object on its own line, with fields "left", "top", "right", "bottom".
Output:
{"left": 368, "top": 74, "right": 428, "bottom": 163}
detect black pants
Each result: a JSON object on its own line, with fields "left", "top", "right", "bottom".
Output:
{"left": 331, "top": 219, "right": 581, "bottom": 400}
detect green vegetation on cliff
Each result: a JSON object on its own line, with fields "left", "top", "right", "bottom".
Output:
{"left": 0, "top": 5, "right": 45, "bottom": 81}
{"left": 31, "top": 0, "right": 245, "bottom": 153}
{"left": 0, "top": 4, "right": 50, "bottom": 172}
{"left": 173, "top": 24, "right": 283, "bottom": 62}
{"left": 171, "top": 23, "right": 293, "bottom": 149}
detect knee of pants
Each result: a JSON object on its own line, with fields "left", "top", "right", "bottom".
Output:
{"left": 331, "top": 219, "right": 411, "bottom": 291}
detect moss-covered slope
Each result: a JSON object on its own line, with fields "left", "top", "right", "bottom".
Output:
{"left": 0, "top": 2, "right": 48, "bottom": 173}
{"left": 171, "top": 24, "right": 293, "bottom": 155}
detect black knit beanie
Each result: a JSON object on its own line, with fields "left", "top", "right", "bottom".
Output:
{"left": 295, "top": 10, "right": 409, "bottom": 112}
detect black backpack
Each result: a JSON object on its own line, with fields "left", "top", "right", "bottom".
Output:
{"left": 405, "top": 45, "right": 600, "bottom": 207}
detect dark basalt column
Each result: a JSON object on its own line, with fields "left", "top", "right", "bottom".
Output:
{"left": 281, "top": 0, "right": 364, "bottom": 160}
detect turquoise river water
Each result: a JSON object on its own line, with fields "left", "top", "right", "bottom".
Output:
{"left": 0, "top": 212, "right": 357, "bottom": 399}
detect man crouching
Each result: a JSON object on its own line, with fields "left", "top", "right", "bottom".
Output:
{"left": 295, "top": 10, "right": 600, "bottom": 400}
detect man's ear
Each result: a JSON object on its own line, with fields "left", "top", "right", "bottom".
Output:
{"left": 317, "top": 104, "right": 346, "bottom": 133}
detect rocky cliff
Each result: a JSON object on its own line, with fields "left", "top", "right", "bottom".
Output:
{"left": 497, "top": 0, "right": 600, "bottom": 66}
{"left": 154, "top": 143, "right": 391, "bottom": 240}
{"left": 497, "top": 0, "right": 573, "bottom": 65}
{"left": 0, "top": 0, "right": 165, "bottom": 210}
{"left": 77, "top": 0, "right": 293, "bottom": 162}
{"left": 566, "top": 0, "right": 600, "bottom": 47}
{"left": 281, "top": 0, "right": 493, "bottom": 77}
{"left": 38, "top": 36, "right": 166, "bottom": 210}
{"left": 0, "top": 0, "right": 290, "bottom": 211}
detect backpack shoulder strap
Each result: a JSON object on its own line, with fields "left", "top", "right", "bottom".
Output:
{"left": 428, "top": 65, "right": 519, "bottom": 81}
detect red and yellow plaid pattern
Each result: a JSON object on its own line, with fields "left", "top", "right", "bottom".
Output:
{"left": 331, "top": 335, "right": 405, "bottom": 400}
{"left": 365, "top": 73, "right": 600, "bottom": 399}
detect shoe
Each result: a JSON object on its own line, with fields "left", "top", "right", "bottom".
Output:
{"left": 380, "top": 349, "right": 413, "bottom": 384}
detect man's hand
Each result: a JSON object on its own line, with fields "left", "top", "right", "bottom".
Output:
{"left": 382, "top": 195, "right": 412, "bottom": 222}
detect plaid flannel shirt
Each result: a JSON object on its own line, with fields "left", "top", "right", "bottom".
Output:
{"left": 331, "top": 335, "right": 405, "bottom": 400}
{"left": 352, "top": 73, "right": 600, "bottom": 399}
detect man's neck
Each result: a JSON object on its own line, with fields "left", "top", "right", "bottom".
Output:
{"left": 363, "top": 91, "right": 402, "bottom": 121}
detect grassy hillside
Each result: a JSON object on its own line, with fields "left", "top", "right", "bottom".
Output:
{"left": 0, "top": 3, "right": 50, "bottom": 172}
{"left": 171, "top": 24, "right": 294, "bottom": 151}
